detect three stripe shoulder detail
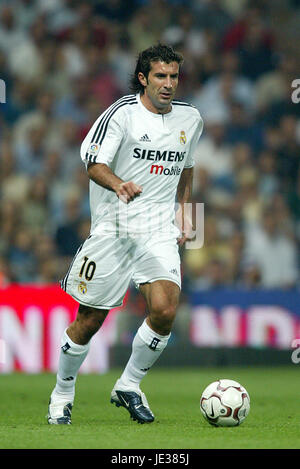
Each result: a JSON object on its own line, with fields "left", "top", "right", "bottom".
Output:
{"left": 85, "top": 95, "right": 137, "bottom": 164}
{"left": 172, "top": 100, "right": 196, "bottom": 108}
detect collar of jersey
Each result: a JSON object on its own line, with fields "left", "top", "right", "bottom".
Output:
{"left": 137, "top": 93, "right": 173, "bottom": 118}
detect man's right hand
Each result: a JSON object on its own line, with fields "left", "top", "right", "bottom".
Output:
{"left": 115, "top": 181, "right": 143, "bottom": 204}
{"left": 87, "top": 163, "right": 143, "bottom": 203}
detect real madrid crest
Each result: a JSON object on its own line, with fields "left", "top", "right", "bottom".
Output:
{"left": 180, "top": 130, "right": 187, "bottom": 145}
{"left": 78, "top": 281, "right": 87, "bottom": 295}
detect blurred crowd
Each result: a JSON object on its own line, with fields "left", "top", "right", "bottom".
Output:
{"left": 0, "top": 0, "right": 300, "bottom": 292}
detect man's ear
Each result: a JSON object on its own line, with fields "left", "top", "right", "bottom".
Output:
{"left": 138, "top": 72, "right": 147, "bottom": 88}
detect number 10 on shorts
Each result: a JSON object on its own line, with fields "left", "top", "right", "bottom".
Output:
{"left": 79, "top": 256, "right": 96, "bottom": 281}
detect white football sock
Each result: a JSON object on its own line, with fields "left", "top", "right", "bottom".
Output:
{"left": 117, "top": 319, "right": 171, "bottom": 390}
{"left": 52, "top": 329, "right": 90, "bottom": 402}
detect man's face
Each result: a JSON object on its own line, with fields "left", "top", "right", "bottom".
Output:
{"left": 139, "top": 60, "right": 179, "bottom": 113}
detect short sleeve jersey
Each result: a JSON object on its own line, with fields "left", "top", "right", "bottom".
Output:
{"left": 80, "top": 93, "right": 203, "bottom": 236}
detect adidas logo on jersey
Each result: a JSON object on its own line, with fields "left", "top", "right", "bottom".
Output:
{"left": 170, "top": 268, "right": 179, "bottom": 276}
{"left": 139, "top": 134, "right": 151, "bottom": 142}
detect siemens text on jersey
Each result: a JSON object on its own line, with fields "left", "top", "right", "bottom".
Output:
{"left": 132, "top": 147, "right": 186, "bottom": 162}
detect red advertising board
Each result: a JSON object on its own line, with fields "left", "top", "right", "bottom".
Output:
{"left": 0, "top": 285, "right": 121, "bottom": 373}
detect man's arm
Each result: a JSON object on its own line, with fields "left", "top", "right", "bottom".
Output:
{"left": 87, "top": 162, "right": 143, "bottom": 203}
{"left": 177, "top": 167, "right": 193, "bottom": 206}
{"left": 176, "top": 167, "right": 194, "bottom": 246}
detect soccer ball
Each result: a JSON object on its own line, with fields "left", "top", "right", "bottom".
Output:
{"left": 200, "top": 379, "right": 250, "bottom": 427}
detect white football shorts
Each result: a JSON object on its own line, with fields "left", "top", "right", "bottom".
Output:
{"left": 60, "top": 232, "right": 181, "bottom": 309}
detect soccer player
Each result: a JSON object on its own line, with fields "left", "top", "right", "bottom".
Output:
{"left": 47, "top": 44, "right": 203, "bottom": 425}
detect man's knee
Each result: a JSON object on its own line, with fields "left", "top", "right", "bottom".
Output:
{"left": 69, "top": 304, "right": 109, "bottom": 343}
{"left": 77, "top": 304, "right": 108, "bottom": 330}
{"left": 148, "top": 301, "right": 178, "bottom": 335}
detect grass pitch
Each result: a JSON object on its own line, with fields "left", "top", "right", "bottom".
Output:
{"left": 0, "top": 367, "right": 299, "bottom": 449}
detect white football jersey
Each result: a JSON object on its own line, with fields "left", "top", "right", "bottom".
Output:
{"left": 80, "top": 93, "right": 203, "bottom": 236}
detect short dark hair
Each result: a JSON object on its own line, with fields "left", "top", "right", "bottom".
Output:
{"left": 130, "top": 43, "right": 184, "bottom": 94}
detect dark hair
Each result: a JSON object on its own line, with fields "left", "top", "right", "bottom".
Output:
{"left": 130, "top": 43, "right": 184, "bottom": 94}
